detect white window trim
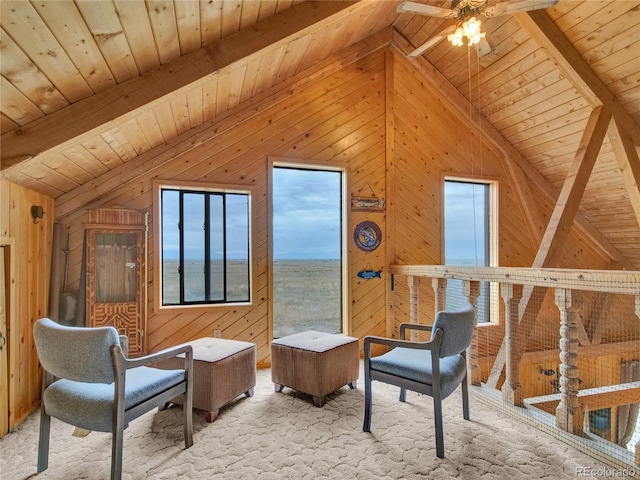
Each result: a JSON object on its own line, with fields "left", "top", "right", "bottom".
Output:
{"left": 152, "top": 179, "right": 255, "bottom": 311}
{"left": 443, "top": 175, "right": 499, "bottom": 324}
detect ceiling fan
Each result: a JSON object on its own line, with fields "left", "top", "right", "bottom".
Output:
{"left": 397, "top": 0, "right": 559, "bottom": 58}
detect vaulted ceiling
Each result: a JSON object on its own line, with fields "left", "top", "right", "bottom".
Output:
{"left": 1, "top": 1, "right": 639, "bottom": 266}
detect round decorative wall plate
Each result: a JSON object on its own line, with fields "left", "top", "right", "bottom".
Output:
{"left": 354, "top": 221, "right": 382, "bottom": 252}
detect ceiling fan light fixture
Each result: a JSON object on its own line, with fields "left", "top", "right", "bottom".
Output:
{"left": 447, "top": 27, "right": 465, "bottom": 47}
{"left": 447, "top": 16, "right": 486, "bottom": 47}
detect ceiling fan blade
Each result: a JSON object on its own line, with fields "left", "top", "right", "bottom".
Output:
{"left": 408, "top": 25, "right": 458, "bottom": 57}
{"left": 397, "top": 1, "right": 459, "bottom": 19}
{"left": 475, "top": 36, "right": 492, "bottom": 57}
{"left": 483, "top": 0, "right": 559, "bottom": 17}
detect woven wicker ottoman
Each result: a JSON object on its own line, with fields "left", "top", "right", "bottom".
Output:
{"left": 157, "top": 337, "right": 256, "bottom": 422}
{"left": 271, "top": 330, "right": 359, "bottom": 407}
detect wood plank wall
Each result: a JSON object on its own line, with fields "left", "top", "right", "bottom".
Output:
{"left": 5, "top": 42, "right": 634, "bottom": 424}
{"left": 57, "top": 48, "right": 389, "bottom": 367}
{"left": 386, "top": 48, "right": 615, "bottom": 353}
{"left": 0, "top": 179, "right": 54, "bottom": 428}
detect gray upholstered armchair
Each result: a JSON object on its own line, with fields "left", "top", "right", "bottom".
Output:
{"left": 363, "top": 305, "right": 476, "bottom": 458}
{"left": 33, "top": 318, "right": 194, "bottom": 480}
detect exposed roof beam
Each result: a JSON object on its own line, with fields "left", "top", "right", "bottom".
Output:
{"left": 533, "top": 107, "right": 611, "bottom": 267}
{"left": 608, "top": 118, "right": 640, "bottom": 226}
{"left": 515, "top": 9, "right": 640, "bottom": 146}
{"left": 54, "top": 28, "right": 393, "bottom": 220}
{"left": 0, "top": 0, "right": 359, "bottom": 171}
{"left": 391, "top": 30, "right": 635, "bottom": 270}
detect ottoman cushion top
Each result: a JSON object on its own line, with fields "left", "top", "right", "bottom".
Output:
{"left": 182, "top": 337, "right": 255, "bottom": 363}
{"left": 272, "top": 330, "right": 357, "bottom": 353}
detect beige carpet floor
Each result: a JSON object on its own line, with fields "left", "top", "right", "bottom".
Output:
{"left": 1, "top": 365, "right": 608, "bottom": 479}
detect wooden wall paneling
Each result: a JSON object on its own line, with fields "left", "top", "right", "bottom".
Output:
{"left": 153, "top": 101, "right": 179, "bottom": 141}
{"left": 239, "top": 56, "right": 263, "bottom": 104}
{"left": 56, "top": 47, "right": 387, "bottom": 364}
{"left": 53, "top": 29, "right": 391, "bottom": 219}
{"left": 60, "top": 146, "right": 108, "bottom": 179}
{"left": 15, "top": 162, "right": 80, "bottom": 195}
{"left": 273, "top": 35, "right": 313, "bottom": 86}
{"left": 134, "top": 110, "right": 166, "bottom": 149}
{"left": 186, "top": 86, "right": 204, "bottom": 128}
{"left": 39, "top": 153, "right": 92, "bottom": 187}
{"left": 79, "top": 136, "right": 124, "bottom": 170}
{"left": 100, "top": 127, "right": 138, "bottom": 162}
{"left": 121, "top": 118, "right": 153, "bottom": 156}
{"left": 170, "top": 93, "right": 191, "bottom": 135}
{"left": 0, "top": 181, "right": 54, "bottom": 427}
{"left": 0, "top": 77, "right": 45, "bottom": 126}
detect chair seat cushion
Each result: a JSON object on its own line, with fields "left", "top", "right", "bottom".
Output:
{"left": 43, "top": 366, "right": 185, "bottom": 432}
{"left": 370, "top": 347, "right": 466, "bottom": 399}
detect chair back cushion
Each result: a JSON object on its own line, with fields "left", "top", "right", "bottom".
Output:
{"left": 34, "top": 318, "right": 120, "bottom": 383}
{"left": 431, "top": 305, "right": 476, "bottom": 358}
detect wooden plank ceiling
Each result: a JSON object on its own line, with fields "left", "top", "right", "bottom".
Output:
{"left": 1, "top": 0, "right": 639, "bottom": 267}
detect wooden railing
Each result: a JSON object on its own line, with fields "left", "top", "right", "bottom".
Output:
{"left": 389, "top": 265, "right": 640, "bottom": 465}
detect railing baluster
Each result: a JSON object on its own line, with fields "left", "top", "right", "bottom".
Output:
{"left": 463, "top": 280, "right": 481, "bottom": 386}
{"left": 554, "top": 288, "right": 583, "bottom": 434}
{"left": 501, "top": 283, "right": 524, "bottom": 406}
{"left": 408, "top": 276, "right": 420, "bottom": 341}
{"left": 432, "top": 277, "right": 446, "bottom": 313}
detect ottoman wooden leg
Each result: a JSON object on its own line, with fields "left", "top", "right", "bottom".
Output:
{"left": 349, "top": 380, "right": 357, "bottom": 389}
{"left": 312, "top": 395, "right": 327, "bottom": 408}
{"left": 245, "top": 387, "right": 254, "bottom": 397}
{"left": 205, "top": 409, "right": 220, "bottom": 423}
{"left": 274, "top": 383, "right": 284, "bottom": 393}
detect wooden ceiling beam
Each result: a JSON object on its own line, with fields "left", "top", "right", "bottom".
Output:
{"left": 54, "top": 28, "right": 393, "bottom": 220}
{"left": 515, "top": 10, "right": 640, "bottom": 147}
{"left": 0, "top": 0, "right": 360, "bottom": 171}
{"left": 608, "top": 118, "right": 640, "bottom": 227}
{"left": 391, "top": 31, "right": 635, "bottom": 270}
{"left": 532, "top": 107, "right": 611, "bottom": 267}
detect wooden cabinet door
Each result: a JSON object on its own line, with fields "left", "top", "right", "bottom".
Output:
{"left": 86, "top": 229, "right": 146, "bottom": 355}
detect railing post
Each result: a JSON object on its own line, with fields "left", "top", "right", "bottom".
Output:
{"left": 408, "top": 276, "right": 421, "bottom": 341}
{"left": 463, "top": 280, "right": 481, "bottom": 386}
{"left": 554, "top": 288, "right": 583, "bottom": 434}
{"left": 635, "top": 295, "right": 640, "bottom": 465}
{"left": 501, "top": 283, "right": 524, "bottom": 406}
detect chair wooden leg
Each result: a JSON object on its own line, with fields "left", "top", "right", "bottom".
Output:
{"left": 37, "top": 406, "right": 50, "bottom": 473}
{"left": 399, "top": 388, "right": 406, "bottom": 402}
{"left": 461, "top": 375, "right": 470, "bottom": 420}
{"left": 184, "top": 391, "right": 193, "bottom": 448}
{"left": 363, "top": 375, "right": 372, "bottom": 432}
{"left": 433, "top": 394, "right": 445, "bottom": 459}
{"left": 111, "top": 425, "right": 124, "bottom": 480}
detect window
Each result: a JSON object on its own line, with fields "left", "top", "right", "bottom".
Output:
{"left": 444, "top": 178, "right": 497, "bottom": 323}
{"left": 271, "top": 164, "right": 346, "bottom": 338}
{"left": 158, "top": 183, "right": 251, "bottom": 306}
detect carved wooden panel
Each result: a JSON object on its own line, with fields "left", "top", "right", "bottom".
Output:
{"left": 86, "top": 208, "right": 147, "bottom": 356}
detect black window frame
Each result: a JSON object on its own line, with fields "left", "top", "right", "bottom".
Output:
{"left": 160, "top": 186, "right": 251, "bottom": 307}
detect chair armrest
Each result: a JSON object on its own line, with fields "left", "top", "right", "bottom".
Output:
{"left": 399, "top": 322, "right": 432, "bottom": 340}
{"left": 364, "top": 336, "right": 431, "bottom": 351}
{"left": 111, "top": 344, "right": 193, "bottom": 370}
{"left": 364, "top": 329, "right": 443, "bottom": 359}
